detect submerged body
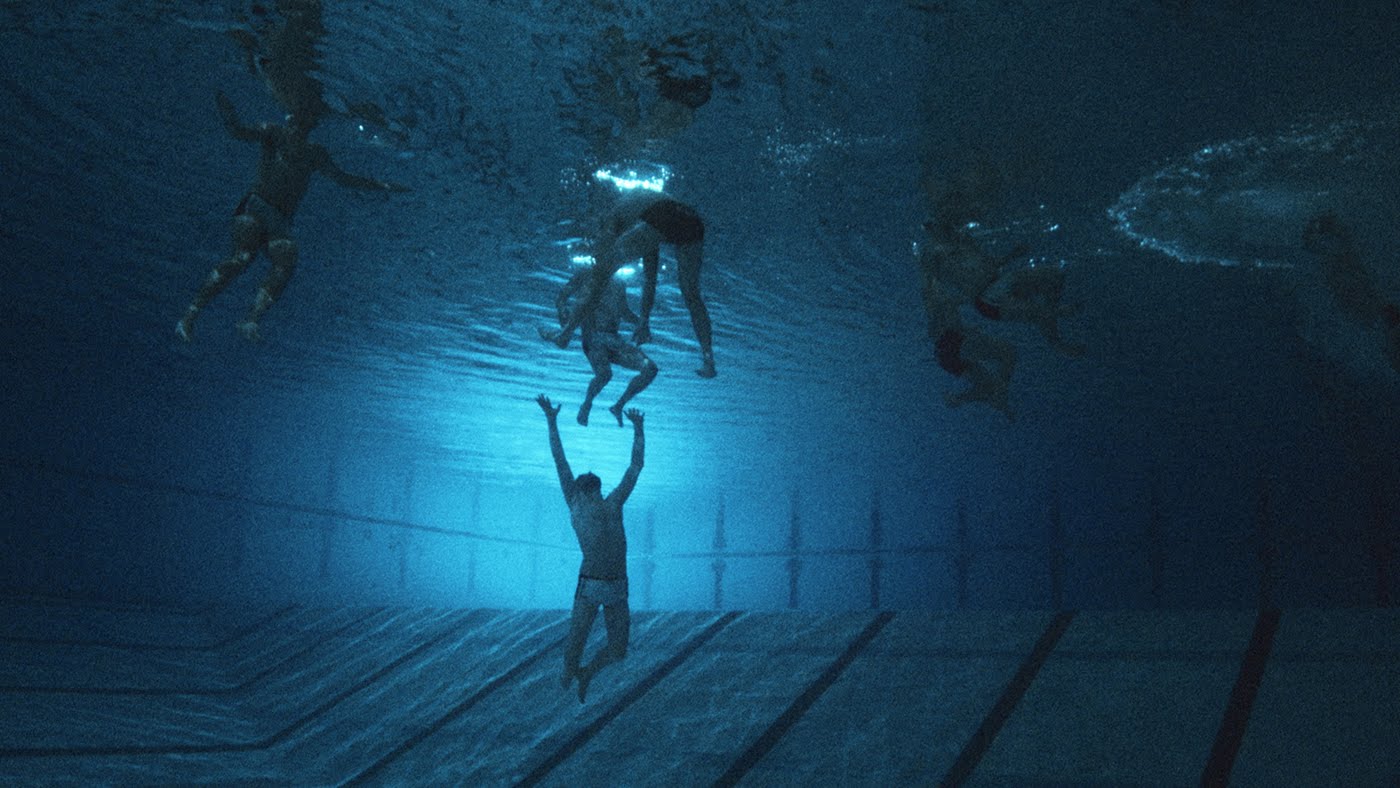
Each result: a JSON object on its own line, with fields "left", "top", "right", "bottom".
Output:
{"left": 537, "top": 395, "right": 645, "bottom": 702}
{"left": 548, "top": 268, "right": 658, "bottom": 426}
{"left": 542, "top": 190, "right": 716, "bottom": 378}
{"left": 176, "top": 92, "right": 406, "bottom": 342}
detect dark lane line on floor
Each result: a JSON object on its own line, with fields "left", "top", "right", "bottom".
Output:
{"left": 940, "top": 611, "right": 1077, "bottom": 788}
{"left": 1200, "top": 608, "right": 1281, "bottom": 787}
{"left": 343, "top": 624, "right": 569, "bottom": 786}
{"left": 0, "top": 595, "right": 214, "bottom": 618}
{"left": 712, "top": 611, "right": 896, "bottom": 787}
{"left": 516, "top": 612, "right": 744, "bottom": 788}
{"left": 0, "top": 610, "right": 484, "bottom": 758}
{"left": 0, "top": 609, "right": 384, "bottom": 695}
{"left": 0, "top": 605, "right": 297, "bottom": 651}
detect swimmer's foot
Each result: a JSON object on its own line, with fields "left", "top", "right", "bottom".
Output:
{"left": 696, "top": 352, "right": 716, "bottom": 379}
{"left": 608, "top": 403, "right": 624, "bottom": 427}
{"left": 577, "top": 403, "right": 591, "bottom": 426}
{"left": 175, "top": 310, "right": 197, "bottom": 342}
{"left": 537, "top": 326, "right": 570, "bottom": 349}
{"left": 237, "top": 320, "right": 262, "bottom": 343}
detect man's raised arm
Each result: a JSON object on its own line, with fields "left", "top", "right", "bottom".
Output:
{"left": 536, "top": 395, "right": 574, "bottom": 499}
{"left": 611, "top": 409, "right": 645, "bottom": 504}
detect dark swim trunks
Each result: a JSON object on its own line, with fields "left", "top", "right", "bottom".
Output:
{"left": 935, "top": 329, "right": 968, "bottom": 376}
{"left": 640, "top": 199, "right": 704, "bottom": 245}
{"left": 234, "top": 192, "right": 292, "bottom": 240}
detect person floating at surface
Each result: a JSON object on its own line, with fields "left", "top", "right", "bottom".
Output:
{"left": 927, "top": 292, "right": 1017, "bottom": 420}
{"left": 537, "top": 394, "right": 644, "bottom": 703}
{"left": 544, "top": 266, "right": 659, "bottom": 426}
{"left": 540, "top": 190, "right": 716, "bottom": 378}
{"left": 1302, "top": 211, "right": 1400, "bottom": 375}
{"left": 918, "top": 212, "right": 1030, "bottom": 308}
{"left": 919, "top": 215, "right": 1022, "bottom": 420}
{"left": 176, "top": 91, "right": 409, "bottom": 343}
{"left": 973, "top": 261, "right": 1085, "bottom": 358}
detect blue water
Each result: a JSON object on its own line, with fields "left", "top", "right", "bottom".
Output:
{"left": 1, "top": 0, "right": 1398, "bottom": 613}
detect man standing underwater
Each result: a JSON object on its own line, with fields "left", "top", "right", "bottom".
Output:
{"left": 536, "top": 394, "right": 644, "bottom": 702}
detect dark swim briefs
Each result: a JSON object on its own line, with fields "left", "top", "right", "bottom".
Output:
{"left": 935, "top": 329, "right": 968, "bottom": 376}
{"left": 640, "top": 199, "right": 704, "bottom": 245}
{"left": 234, "top": 192, "right": 293, "bottom": 240}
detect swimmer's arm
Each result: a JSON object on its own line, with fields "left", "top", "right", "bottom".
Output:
{"left": 215, "top": 91, "right": 265, "bottom": 143}
{"left": 320, "top": 155, "right": 411, "bottom": 192}
{"left": 611, "top": 410, "right": 645, "bottom": 504}
{"left": 537, "top": 395, "right": 575, "bottom": 498}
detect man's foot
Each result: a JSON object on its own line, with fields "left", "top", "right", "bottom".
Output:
{"left": 538, "top": 326, "right": 570, "bottom": 349}
{"left": 608, "top": 403, "right": 625, "bottom": 427}
{"left": 696, "top": 353, "right": 716, "bottom": 378}
{"left": 577, "top": 403, "right": 591, "bottom": 426}
{"left": 237, "top": 320, "right": 262, "bottom": 342}
{"left": 175, "top": 312, "right": 196, "bottom": 342}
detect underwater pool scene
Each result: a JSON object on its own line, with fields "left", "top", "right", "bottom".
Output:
{"left": 2, "top": 0, "right": 1397, "bottom": 784}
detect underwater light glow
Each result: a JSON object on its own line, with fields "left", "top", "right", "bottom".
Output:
{"left": 568, "top": 254, "right": 637, "bottom": 279}
{"left": 595, "top": 167, "right": 668, "bottom": 192}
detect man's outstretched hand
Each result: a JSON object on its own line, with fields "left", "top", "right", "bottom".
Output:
{"left": 537, "top": 394, "right": 561, "bottom": 420}
{"left": 624, "top": 408, "right": 644, "bottom": 428}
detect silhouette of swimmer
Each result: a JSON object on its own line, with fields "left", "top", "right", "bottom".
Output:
{"left": 543, "top": 266, "right": 658, "bottom": 426}
{"left": 537, "top": 395, "right": 644, "bottom": 702}
{"left": 919, "top": 214, "right": 1024, "bottom": 419}
{"left": 541, "top": 189, "right": 716, "bottom": 378}
{"left": 1302, "top": 211, "right": 1400, "bottom": 375}
{"left": 176, "top": 92, "right": 408, "bottom": 342}
{"left": 973, "top": 262, "right": 1085, "bottom": 358}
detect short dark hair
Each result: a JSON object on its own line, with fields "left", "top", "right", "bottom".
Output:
{"left": 576, "top": 472, "right": 602, "bottom": 494}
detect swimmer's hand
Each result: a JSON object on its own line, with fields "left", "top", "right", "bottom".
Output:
{"left": 632, "top": 323, "right": 651, "bottom": 345}
{"left": 624, "top": 408, "right": 644, "bottom": 428}
{"left": 536, "top": 394, "right": 561, "bottom": 421}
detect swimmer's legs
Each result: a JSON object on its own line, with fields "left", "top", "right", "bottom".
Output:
{"left": 579, "top": 354, "right": 612, "bottom": 426}
{"left": 238, "top": 237, "right": 297, "bottom": 342}
{"left": 608, "top": 355, "right": 658, "bottom": 426}
{"left": 548, "top": 226, "right": 658, "bottom": 348}
{"left": 562, "top": 594, "right": 599, "bottom": 691}
{"left": 576, "top": 600, "right": 629, "bottom": 703}
{"left": 177, "top": 214, "right": 262, "bottom": 341}
{"left": 676, "top": 241, "right": 715, "bottom": 377}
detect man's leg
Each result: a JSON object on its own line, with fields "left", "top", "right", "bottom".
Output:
{"left": 578, "top": 346, "right": 613, "bottom": 426}
{"left": 607, "top": 344, "right": 658, "bottom": 426}
{"left": 676, "top": 242, "right": 715, "bottom": 377}
{"left": 563, "top": 593, "right": 600, "bottom": 690}
{"left": 549, "top": 224, "right": 664, "bottom": 347}
{"left": 177, "top": 214, "right": 263, "bottom": 341}
{"left": 238, "top": 236, "right": 298, "bottom": 341}
{"left": 576, "top": 599, "right": 630, "bottom": 702}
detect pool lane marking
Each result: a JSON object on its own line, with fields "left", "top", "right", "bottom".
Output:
{"left": 940, "top": 610, "right": 1076, "bottom": 787}
{"left": 0, "top": 604, "right": 297, "bottom": 651}
{"left": 0, "top": 609, "right": 481, "bottom": 757}
{"left": 343, "top": 622, "right": 570, "bottom": 786}
{"left": 713, "top": 610, "right": 897, "bottom": 788}
{"left": 0, "top": 608, "right": 384, "bottom": 695}
{"left": 1200, "top": 608, "right": 1281, "bottom": 787}
{"left": 516, "top": 611, "right": 744, "bottom": 788}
